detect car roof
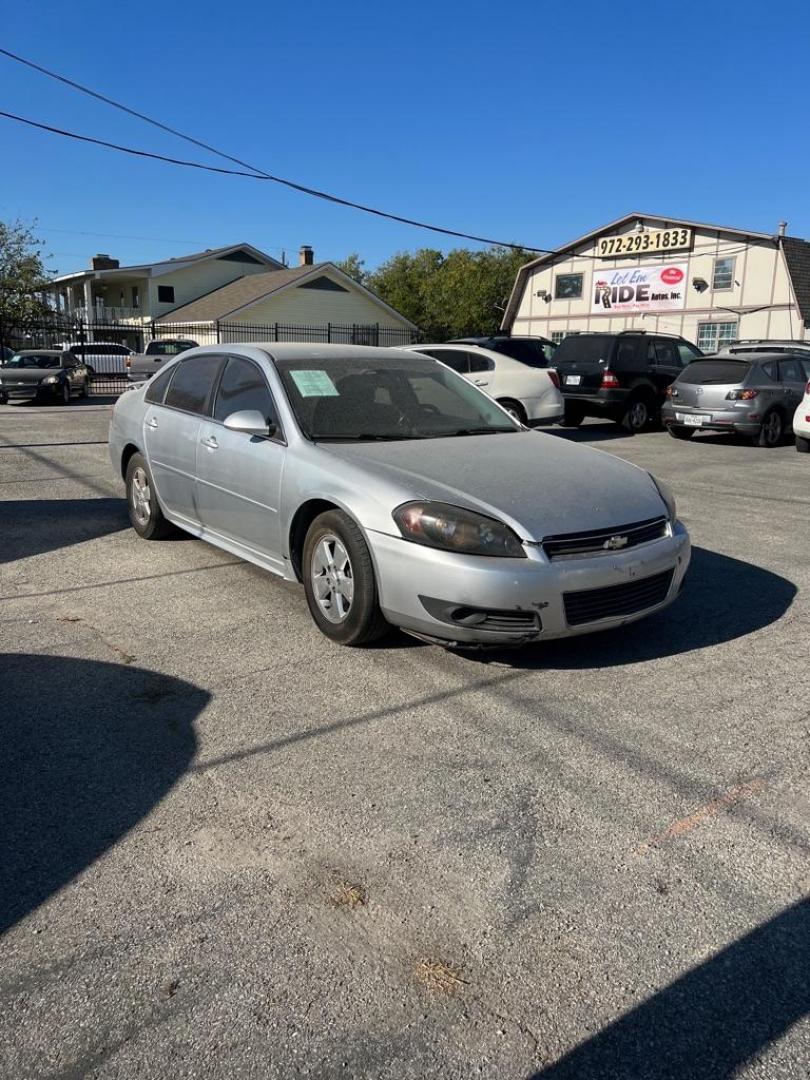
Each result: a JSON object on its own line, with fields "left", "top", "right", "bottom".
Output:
{"left": 250, "top": 342, "right": 432, "bottom": 363}
{"left": 710, "top": 350, "right": 802, "bottom": 361}
{"left": 15, "top": 348, "right": 62, "bottom": 354}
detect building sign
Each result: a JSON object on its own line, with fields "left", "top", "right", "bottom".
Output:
{"left": 591, "top": 263, "right": 687, "bottom": 313}
{"left": 597, "top": 227, "right": 692, "bottom": 257}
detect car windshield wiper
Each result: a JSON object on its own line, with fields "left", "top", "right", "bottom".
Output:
{"left": 311, "top": 433, "right": 422, "bottom": 441}
{"left": 443, "top": 426, "right": 518, "bottom": 437}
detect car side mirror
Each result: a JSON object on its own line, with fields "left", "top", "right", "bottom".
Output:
{"left": 223, "top": 409, "right": 275, "bottom": 438}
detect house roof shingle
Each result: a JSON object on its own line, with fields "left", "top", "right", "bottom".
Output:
{"left": 155, "top": 264, "right": 328, "bottom": 323}
{"left": 50, "top": 242, "right": 281, "bottom": 284}
{"left": 781, "top": 237, "right": 810, "bottom": 323}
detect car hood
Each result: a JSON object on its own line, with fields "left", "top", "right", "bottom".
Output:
{"left": 327, "top": 431, "right": 667, "bottom": 540}
{"left": 0, "top": 367, "right": 57, "bottom": 384}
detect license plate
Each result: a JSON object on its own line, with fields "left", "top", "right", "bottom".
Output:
{"left": 565, "top": 375, "right": 582, "bottom": 386}
{"left": 681, "top": 414, "right": 706, "bottom": 427}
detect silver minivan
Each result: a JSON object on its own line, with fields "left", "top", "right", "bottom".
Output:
{"left": 662, "top": 352, "right": 810, "bottom": 447}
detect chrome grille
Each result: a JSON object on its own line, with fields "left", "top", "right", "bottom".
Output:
{"left": 542, "top": 516, "right": 667, "bottom": 560}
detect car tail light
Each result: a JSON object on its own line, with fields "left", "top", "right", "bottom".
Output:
{"left": 726, "top": 388, "right": 759, "bottom": 400}
{"left": 601, "top": 369, "right": 620, "bottom": 389}
{"left": 126, "top": 356, "right": 132, "bottom": 368}
{"left": 805, "top": 379, "right": 810, "bottom": 395}
{"left": 547, "top": 368, "right": 560, "bottom": 389}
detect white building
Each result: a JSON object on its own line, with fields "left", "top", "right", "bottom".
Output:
{"left": 502, "top": 213, "right": 810, "bottom": 352}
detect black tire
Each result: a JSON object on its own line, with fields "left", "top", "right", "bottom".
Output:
{"left": 497, "top": 398, "right": 527, "bottom": 425}
{"left": 125, "top": 452, "right": 175, "bottom": 540}
{"left": 668, "top": 425, "right": 696, "bottom": 441}
{"left": 796, "top": 435, "right": 810, "bottom": 454}
{"left": 302, "top": 509, "right": 389, "bottom": 646}
{"left": 755, "top": 409, "right": 784, "bottom": 448}
{"left": 79, "top": 379, "right": 89, "bottom": 399}
{"left": 621, "top": 394, "right": 652, "bottom": 434}
{"left": 560, "top": 402, "right": 585, "bottom": 427}
{"left": 58, "top": 380, "right": 71, "bottom": 406}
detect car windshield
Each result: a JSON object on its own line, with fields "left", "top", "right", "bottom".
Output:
{"left": 148, "top": 341, "right": 193, "bottom": 356}
{"left": 6, "top": 353, "right": 60, "bottom": 369}
{"left": 552, "top": 336, "right": 614, "bottom": 365}
{"left": 678, "top": 360, "right": 752, "bottom": 385}
{"left": 274, "top": 354, "right": 521, "bottom": 440}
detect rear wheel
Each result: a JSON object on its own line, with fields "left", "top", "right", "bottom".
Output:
{"left": 668, "top": 425, "right": 695, "bottom": 440}
{"left": 303, "top": 510, "right": 389, "bottom": 646}
{"left": 560, "top": 402, "right": 585, "bottom": 427}
{"left": 497, "top": 398, "right": 527, "bottom": 425}
{"left": 621, "top": 395, "right": 652, "bottom": 433}
{"left": 795, "top": 434, "right": 810, "bottom": 454}
{"left": 125, "top": 453, "right": 175, "bottom": 539}
{"left": 755, "top": 409, "right": 784, "bottom": 448}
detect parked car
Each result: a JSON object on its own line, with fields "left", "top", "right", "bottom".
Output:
{"left": 61, "top": 341, "right": 133, "bottom": 377}
{"left": 0, "top": 346, "right": 14, "bottom": 364}
{"left": 0, "top": 349, "right": 89, "bottom": 405}
{"left": 447, "top": 335, "right": 557, "bottom": 367}
{"left": 127, "top": 338, "right": 199, "bottom": 383}
{"left": 792, "top": 375, "right": 810, "bottom": 453}
{"left": 553, "top": 331, "right": 703, "bottom": 432}
{"left": 109, "top": 343, "right": 690, "bottom": 648}
{"left": 397, "top": 343, "right": 563, "bottom": 425}
{"left": 725, "top": 339, "right": 810, "bottom": 356}
{"left": 662, "top": 352, "right": 810, "bottom": 446}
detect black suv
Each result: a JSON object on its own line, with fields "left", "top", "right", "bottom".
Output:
{"left": 448, "top": 335, "right": 556, "bottom": 368}
{"left": 553, "top": 331, "right": 703, "bottom": 432}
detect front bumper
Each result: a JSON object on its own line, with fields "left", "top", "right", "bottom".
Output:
{"left": 368, "top": 522, "right": 690, "bottom": 646}
{"left": 662, "top": 403, "right": 759, "bottom": 434}
{"left": 0, "top": 384, "right": 43, "bottom": 401}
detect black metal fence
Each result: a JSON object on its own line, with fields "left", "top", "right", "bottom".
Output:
{"left": 2, "top": 317, "right": 421, "bottom": 396}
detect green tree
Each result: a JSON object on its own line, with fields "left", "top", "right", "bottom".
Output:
{"left": 365, "top": 245, "right": 532, "bottom": 339}
{"left": 0, "top": 220, "right": 51, "bottom": 347}
{"left": 334, "top": 252, "right": 367, "bottom": 285}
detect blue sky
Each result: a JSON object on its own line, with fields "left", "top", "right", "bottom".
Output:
{"left": 1, "top": 0, "right": 807, "bottom": 278}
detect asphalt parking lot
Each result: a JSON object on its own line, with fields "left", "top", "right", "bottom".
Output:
{"left": 1, "top": 399, "right": 808, "bottom": 1080}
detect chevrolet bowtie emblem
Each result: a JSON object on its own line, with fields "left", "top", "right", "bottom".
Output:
{"left": 603, "top": 535, "right": 629, "bottom": 550}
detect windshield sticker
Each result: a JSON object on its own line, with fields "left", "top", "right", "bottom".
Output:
{"left": 290, "top": 370, "right": 339, "bottom": 397}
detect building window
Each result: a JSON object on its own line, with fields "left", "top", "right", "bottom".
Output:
{"left": 712, "top": 257, "right": 735, "bottom": 291}
{"left": 157, "top": 285, "right": 175, "bottom": 304}
{"left": 697, "top": 321, "right": 738, "bottom": 352}
{"left": 554, "top": 273, "right": 583, "bottom": 299}
{"left": 131, "top": 285, "right": 140, "bottom": 309}
{"left": 551, "top": 331, "right": 567, "bottom": 345}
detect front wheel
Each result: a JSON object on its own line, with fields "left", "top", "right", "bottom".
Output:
{"left": 755, "top": 410, "right": 784, "bottom": 448}
{"left": 58, "top": 381, "right": 71, "bottom": 405}
{"left": 795, "top": 434, "right": 809, "bottom": 454}
{"left": 125, "top": 453, "right": 175, "bottom": 539}
{"left": 303, "top": 510, "right": 389, "bottom": 646}
{"left": 667, "top": 425, "right": 695, "bottom": 441}
{"left": 79, "top": 379, "right": 89, "bottom": 399}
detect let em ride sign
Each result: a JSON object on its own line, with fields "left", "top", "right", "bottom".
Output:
{"left": 591, "top": 263, "right": 687, "bottom": 313}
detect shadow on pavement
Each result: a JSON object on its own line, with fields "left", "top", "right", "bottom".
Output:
{"left": 0, "top": 654, "right": 207, "bottom": 935}
{"left": 0, "top": 498, "right": 129, "bottom": 563}
{"left": 530, "top": 897, "right": 810, "bottom": 1079}
{"left": 464, "top": 547, "right": 796, "bottom": 670}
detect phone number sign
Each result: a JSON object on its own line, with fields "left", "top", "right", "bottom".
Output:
{"left": 597, "top": 227, "right": 692, "bottom": 257}
{"left": 591, "top": 263, "right": 687, "bottom": 313}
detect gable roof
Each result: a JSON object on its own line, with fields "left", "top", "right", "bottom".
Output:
{"left": 156, "top": 262, "right": 418, "bottom": 329}
{"left": 501, "top": 212, "right": 789, "bottom": 331}
{"left": 781, "top": 237, "right": 810, "bottom": 323}
{"left": 49, "top": 242, "right": 283, "bottom": 285}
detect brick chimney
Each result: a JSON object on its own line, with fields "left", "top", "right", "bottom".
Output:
{"left": 91, "top": 253, "right": 120, "bottom": 270}
{"left": 298, "top": 245, "right": 314, "bottom": 267}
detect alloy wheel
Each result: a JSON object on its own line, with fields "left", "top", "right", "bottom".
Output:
{"left": 628, "top": 400, "right": 648, "bottom": 430}
{"left": 763, "top": 411, "right": 782, "bottom": 446}
{"left": 311, "top": 534, "right": 354, "bottom": 623}
{"left": 130, "top": 467, "right": 152, "bottom": 527}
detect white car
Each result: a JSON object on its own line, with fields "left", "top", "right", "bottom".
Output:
{"left": 793, "top": 375, "right": 810, "bottom": 453}
{"left": 398, "top": 343, "right": 563, "bottom": 425}
{"left": 61, "top": 341, "right": 134, "bottom": 377}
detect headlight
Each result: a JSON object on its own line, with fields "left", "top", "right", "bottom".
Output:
{"left": 392, "top": 501, "right": 526, "bottom": 558}
{"left": 649, "top": 474, "right": 676, "bottom": 522}
{"left": 41, "top": 375, "right": 60, "bottom": 385}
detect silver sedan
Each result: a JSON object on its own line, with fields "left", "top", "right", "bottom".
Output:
{"left": 109, "top": 343, "right": 690, "bottom": 647}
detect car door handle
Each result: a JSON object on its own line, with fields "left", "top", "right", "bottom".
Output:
{"left": 145, "top": 417, "right": 158, "bottom": 429}
{"left": 201, "top": 435, "right": 219, "bottom": 450}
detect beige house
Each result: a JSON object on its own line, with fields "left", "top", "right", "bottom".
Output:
{"left": 156, "top": 253, "right": 418, "bottom": 346}
{"left": 45, "top": 242, "right": 283, "bottom": 328}
{"left": 502, "top": 213, "right": 810, "bottom": 352}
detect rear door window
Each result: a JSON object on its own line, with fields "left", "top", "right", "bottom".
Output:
{"left": 467, "top": 352, "right": 494, "bottom": 374}
{"left": 615, "top": 337, "right": 642, "bottom": 368}
{"left": 164, "top": 354, "right": 225, "bottom": 415}
{"left": 653, "top": 339, "right": 679, "bottom": 366}
{"left": 429, "top": 349, "right": 470, "bottom": 374}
